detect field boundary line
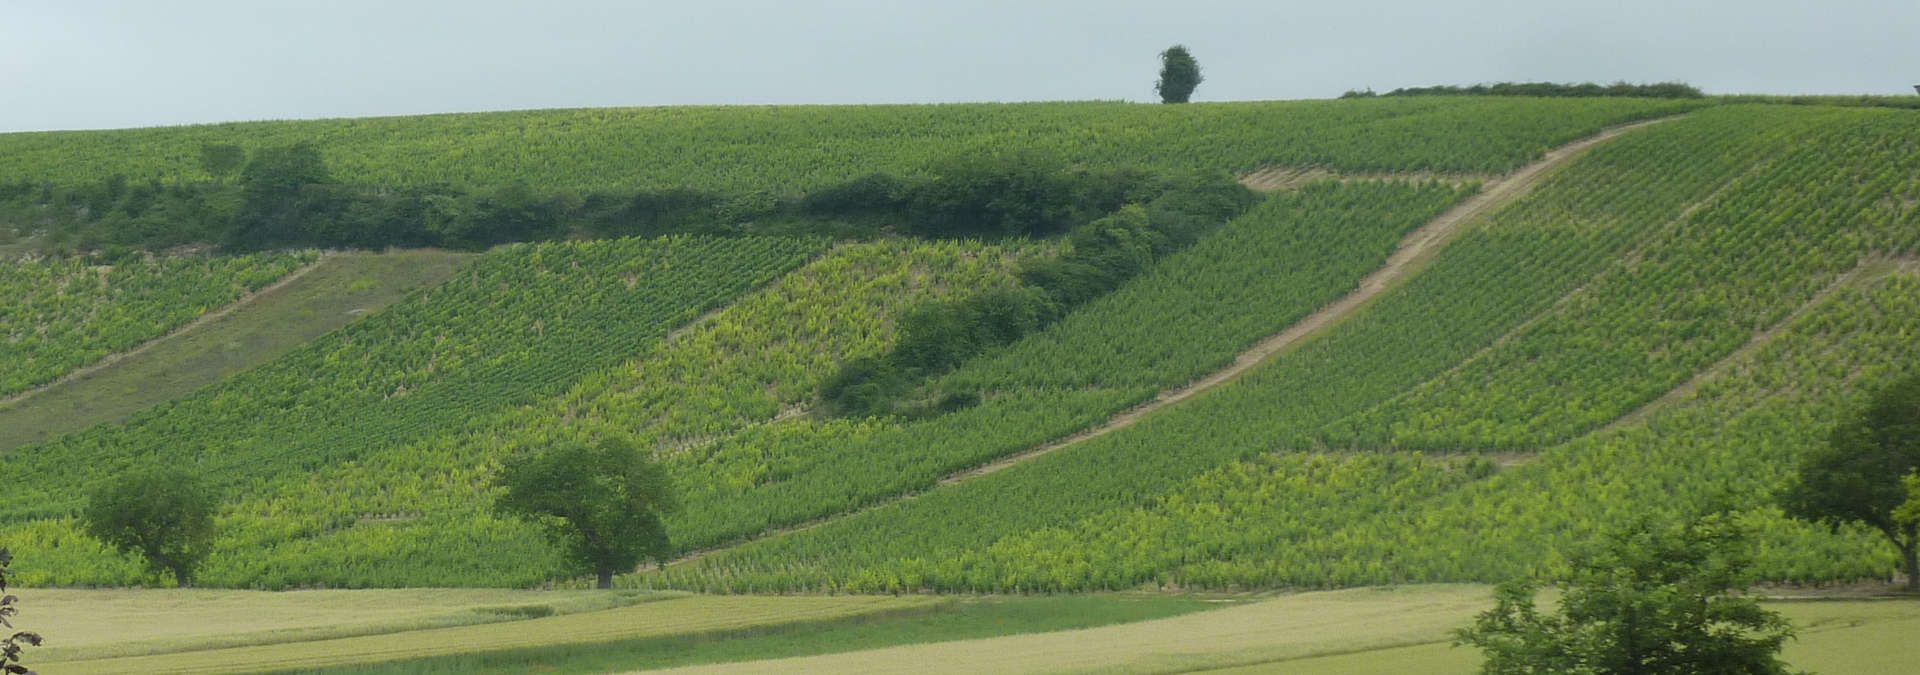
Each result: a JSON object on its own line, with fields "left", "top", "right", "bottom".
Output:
{"left": 1319, "top": 134, "right": 1783, "bottom": 443}
{"left": 659, "top": 117, "right": 1675, "bottom": 571}
{"left": 1600, "top": 255, "right": 1920, "bottom": 434}
{"left": 0, "top": 253, "right": 335, "bottom": 410}
{"left": 1239, "top": 166, "right": 1494, "bottom": 191}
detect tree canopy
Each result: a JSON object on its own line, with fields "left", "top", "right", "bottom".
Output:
{"left": 492, "top": 434, "right": 679, "bottom": 589}
{"left": 1455, "top": 512, "right": 1797, "bottom": 674}
{"left": 1155, "top": 45, "right": 1203, "bottom": 104}
{"left": 1781, "top": 370, "right": 1920, "bottom": 591}
{"left": 82, "top": 468, "right": 217, "bottom": 587}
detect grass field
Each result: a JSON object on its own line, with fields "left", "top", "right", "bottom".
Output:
{"left": 0, "top": 249, "right": 468, "bottom": 451}
{"left": 33, "top": 592, "right": 938, "bottom": 674}
{"left": 28, "top": 586, "right": 1903, "bottom": 674}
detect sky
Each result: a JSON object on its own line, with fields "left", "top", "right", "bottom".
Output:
{"left": 3, "top": 0, "right": 1918, "bottom": 132}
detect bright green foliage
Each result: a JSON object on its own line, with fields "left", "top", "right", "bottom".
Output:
{"left": 1782, "top": 370, "right": 1920, "bottom": 591}
{"left": 1456, "top": 513, "right": 1796, "bottom": 675}
{"left": 1897, "top": 471, "right": 1920, "bottom": 538}
{"left": 82, "top": 468, "right": 218, "bottom": 587}
{"left": 0, "top": 235, "right": 821, "bottom": 587}
{"left": 0, "top": 99, "right": 1698, "bottom": 193}
{"left": 493, "top": 433, "right": 678, "bottom": 589}
{"left": 644, "top": 105, "right": 1920, "bottom": 593}
{"left": 1327, "top": 105, "right": 1920, "bottom": 450}
{"left": 4, "top": 239, "right": 1024, "bottom": 588}
{"left": 0, "top": 251, "right": 313, "bottom": 396}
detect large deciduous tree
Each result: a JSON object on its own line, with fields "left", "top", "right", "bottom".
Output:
{"left": 492, "top": 434, "right": 678, "bottom": 589}
{"left": 1155, "top": 45, "right": 1203, "bottom": 104}
{"left": 82, "top": 468, "right": 218, "bottom": 587}
{"left": 1455, "top": 512, "right": 1797, "bottom": 674}
{"left": 1781, "top": 371, "right": 1920, "bottom": 591}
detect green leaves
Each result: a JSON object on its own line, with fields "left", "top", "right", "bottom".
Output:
{"left": 82, "top": 468, "right": 217, "bottom": 587}
{"left": 1457, "top": 514, "right": 1798, "bottom": 675}
{"left": 493, "top": 434, "right": 678, "bottom": 587}
{"left": 0, "top": 251, "right": 313, "bottom": 398}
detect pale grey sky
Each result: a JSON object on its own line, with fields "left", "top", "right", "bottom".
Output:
{"left": 3, "top": 0, "right": 1916, "bottom": 132}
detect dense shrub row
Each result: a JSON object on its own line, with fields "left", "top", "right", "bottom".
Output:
{"left": 1342, "top": 81, "right": 1706, "bottom": 99}
{"left": 819, "top": 171, "right": 1256, "bottom": 418}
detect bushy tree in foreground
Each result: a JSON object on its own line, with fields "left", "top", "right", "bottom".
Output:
{"left": 493, "top": 435, "right": 678, "bottom": 589}
{"left": 0, "top": 549, "right": 43, "bottom": 675}
{"left": 1155, "top": 45, "right": 1203, "bottom": 104}
{"left": 1781, "top": 370, "right": 1920, "bottom": 591}
{"left": 1455, "top": 513, "right": 1797, "bottom": 674}
{"left": 82, "top": 468, "right": 217, "bottom": 587}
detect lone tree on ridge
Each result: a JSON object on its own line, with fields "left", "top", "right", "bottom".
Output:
{"left": 493, "top": 433, "right": 678, "bottom": 589}
{"left": 1781, "top": 370, "right": 1920, "bottom": 591}
{"left": 82, "top": 467, "right": 218, "bottom": 587}
{"left": 1156, "top": 45, "right": 1203, "bottom": 104}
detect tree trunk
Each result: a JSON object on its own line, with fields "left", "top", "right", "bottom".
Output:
{"left": 597, "top": 569, "right": 614, "bottom": 590}
{"left": 1903, "top": 543, "right": 1918, "bottom": 593}
{"left": 172, "top": 564, "right": 192, "bottom": 589}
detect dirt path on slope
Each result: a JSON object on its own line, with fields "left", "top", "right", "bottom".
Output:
{"left": 1600, "top": 256, "right": 1919, "bottom": 434}
{"left": 941, "top": 117, "right": 1674, "bottom": 486}
{"left": 0, "top": 254, "right": 334, "bottom": 409}
{"left": 1238, "top": 166, "right": 1493, "bottom": 192}
{"left": 0, "top": 250, "right": 469, "bottom": 452}
{"left": 662, "top": 118, "right": 1673, "bottom": 569}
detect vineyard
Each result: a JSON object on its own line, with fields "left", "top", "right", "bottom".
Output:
{"left": 0, "top": 251, "right": 313, "bottom": 397}
{"left": 0, "top": 235, "right": 825, "bottom": 586}
{"left": 0, "top": 98, "right": 1697, "bottom": 194}
{"left": 0, "top": 96, "right": 1916, "bottom": 603}
{"left": 642, "top": 104, "right": 1920, "bottom": 593}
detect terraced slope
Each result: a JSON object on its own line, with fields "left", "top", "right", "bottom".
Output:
{"left": 646, "top": 104, "right": 1920, "bottom": 593}
{"left": 0, "top": 250, "right": 467, "bottom": 451}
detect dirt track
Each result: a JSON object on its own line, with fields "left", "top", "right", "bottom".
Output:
{"left": 663, "top": 117, "right": 1676, "bottom": 568}
{"left": 0, "top": 254, "right": 335, "bottom": 410}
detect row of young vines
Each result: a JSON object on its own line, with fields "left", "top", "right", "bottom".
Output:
{"left": 641, "top": 104, "right": 1920, "bottom": 593}
{"left": 0, "top": 251, "right": 313, "bottom": 397}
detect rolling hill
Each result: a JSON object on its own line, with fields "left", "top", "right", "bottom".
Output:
{"left": 0, "top": 96, "right": 1914, "bottom": 607}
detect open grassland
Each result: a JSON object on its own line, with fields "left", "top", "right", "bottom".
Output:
{"left": 648, "top": 104, "right": 1920, "bottom": 593}
{"left": 13, "top": 587, "right": 1911, "bottom": 674}
{"left": 0, "top": 250, "right": 313, "bottom": 398}
{"left": 21, "top": 587, "right": 635, "bottom": 662}
{"left": 284, "top": 594, "right": 1217, "bottom": 675}
{"left": 0, "top": 98, "right": 1700, "bottom": 193}
{"left": 31, "top": 593, "right": 936, "bottom": 675}
{"left": 641, "top": 589, "right": 1920, "bottom": 675}
{"left": 1206, "top": 595, "right": 1920, "bottom": 675}
{"left": 0, "top": 249, "right": 467, "bottom": 451}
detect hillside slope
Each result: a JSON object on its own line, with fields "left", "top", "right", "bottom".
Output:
{"left": 0, "top": 251, "right": 313, "bottom": 399}
{"left": 648, "top": 104, "right": 1920, "bottom": 593}
{"left": 0, "top": 250, "right": 466, "bottom": 451}
{"left": 3, "top": 98, "right": 1915, "bottom": 594}
{"left": 0, "top": 98, "right": 1698, "bottom": 193}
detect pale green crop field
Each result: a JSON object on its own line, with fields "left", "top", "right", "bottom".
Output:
{"left": 29, "top": 590, "right": 933, "bottom": 674}
{"left": 10, "top": 585, "right": 1913, "bottom": 674}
